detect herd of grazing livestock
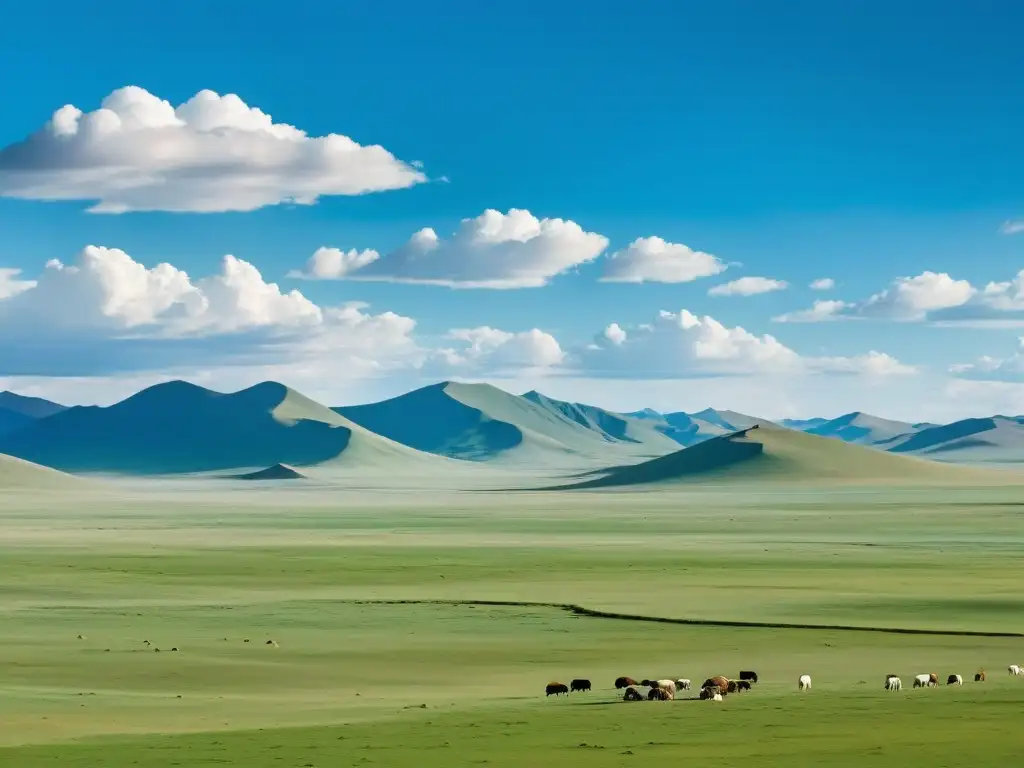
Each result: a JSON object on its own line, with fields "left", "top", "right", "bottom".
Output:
{"left": 545, "top": 665, "right": 1024, "bottom": 702}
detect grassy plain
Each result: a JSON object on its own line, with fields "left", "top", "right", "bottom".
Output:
{"left": 1, "top": 483, "right": 1024, "bottom": 766}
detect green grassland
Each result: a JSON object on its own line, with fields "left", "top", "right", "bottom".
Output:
{"left": 2, "top": 484, "right": 1024, "bottom": 765}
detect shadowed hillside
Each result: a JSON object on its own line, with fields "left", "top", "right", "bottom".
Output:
{"left": 521, "top": 391, "right": 685, "bottom": 448}
{"left": 231, "top": 463, "right": 307, "bottom": 480}
{"left": 547, "top": 423, "right": 1006, "bottom": 489}
{"left": 806, "top": 412, "right": 916, "bottom": 444}
{"left": 0, "top": 392, "right": 68, "bottom": 438}
{"left": 0, "top": 407, "right": 34, "bottom": 437}
{"left": 338, "top": 382, "right": 677, "bottom": 464}
{"left": 624, "top": 407, "right": 729, "bottom": 445}
{"left": 882, "top": 416, "right": 1024, "bottom": 463}
{"left": 0, "top": 391, "right": 67, "bottom": 419}
{"left": 0, "top": 381, "right": 447, "bottom": 475}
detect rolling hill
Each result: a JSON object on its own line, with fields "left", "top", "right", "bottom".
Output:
{"left": 624, "top": 408, "right": 730, "bottom": 445}
{"left": 231, "top": 463, "right": 307, "bottom": 481}
{"left": 0, "top": 391, "right": 67, "bottom": 419}
{"left": 0, "top": 452, "right": 90, "bottom": 490}
{"left": 337, "top": 382, "right": 679, "bottom": 465}
{"left": 805, "top": 412, "right": 917, "bottom": 444}
{"left": 0, "top": 380, "right": 450, "bottom": 475}
{"left": 520, "top": 391, "right": 688, "bottom": 449}
{"left": 0, "top": 392, "right": 69, "bottom": 438}
{"left": 881, "top": 416, "right": 1024, "bottom": 463}
{"left": 547, "top": 423, "right": 1007, "bottom": 489}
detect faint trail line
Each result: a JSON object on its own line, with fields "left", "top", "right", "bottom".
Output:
{"left": 341, "top": 599, "right": 1024, "bottom": 638}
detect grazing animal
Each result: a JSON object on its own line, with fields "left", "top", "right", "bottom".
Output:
{"left": 702, "top": 676, "right": 730, "bottom": 694}
{"left": 675, "top": 679, "right": 691, "bottom": 691}
{"left": 736, "top": 680, "right": 751, "bottom": 691}
{"left": 545, "top": 682, "right": 569, "bottom": 697}
{"left": 570, "top": 679, "right": 592, "bottom": 693}
{"left": 975, "top": 671, "right": 986, "bottom": 682}
{"left": 727, "top": 681, "right": 738, "bottom": 693}
{"left": 885, "top": 676, "right": 902, "bottom": 691}
{"left": 653, "top": 679, "right": 677, "bottom": 695}
{"left": 615, "top": 677, "right": 638, "bottom": 689}
{"left": 623, "top": 686, "right": 644, "bottom": 701}
{"left": 648, "top": 687, "right": 673, "bottom": 701}
{"left": 739, "top": 670, "right": 758, "bottom": 684}
{"left": 913, "top": 674, "right": 931, "bottom": 688}
{"left": 947, "top": 674, "right": 963, "bottom": 686}
{"left": 798, "top": 674, "right": 812, "bottom": 691}
{"left": 1009, "top": 664, "right": 1023, "bottom": 676}
{"left": 928, "top": 673, "right": 938, "bottom": 686}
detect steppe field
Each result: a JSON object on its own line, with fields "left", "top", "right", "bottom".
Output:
{"left": 2, "top": 479, "right": 1024, "bottom": 767}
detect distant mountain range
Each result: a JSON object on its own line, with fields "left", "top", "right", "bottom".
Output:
{"left": 2, "top": 381, "right": 1023, "bottom": 488}
{"left": 0, "top": 391, "right": 68, "bottom": 437}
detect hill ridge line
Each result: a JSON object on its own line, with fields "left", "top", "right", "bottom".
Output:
{"left": 340, "top": 598, "right": 1024, "bottom": 638}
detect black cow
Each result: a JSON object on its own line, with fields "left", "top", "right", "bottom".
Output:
{"left": 736, "top": 680, "right": 752, "bottom": 691}
{"left": 623, "top": 686, "right": 644, "bottom": 701}
{"left": 570, "top": 678, "right": 592, "bottom": 693}
{"left": 615, "top": 676, "right": 638, "bottom": 689}
{"left": 546, "top": 682, "right": 569, "bottom": 696}
{"left": 739, "top": 670, "right": 758, "bottom": 684}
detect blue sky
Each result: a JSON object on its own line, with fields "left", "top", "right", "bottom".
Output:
{"left": 1, "top": 0, "right": 1023, "bottom": 420}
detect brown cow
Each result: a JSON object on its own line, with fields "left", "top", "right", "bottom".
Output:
{"left": 623, "top": 686, "right": 644, "bottom": 701}
{"left": 702, "top": 676, "right": 730, "bottom": 694}
{"left": 928, "top": 673, "right": 938, "bottom": 687}
{"left": 545, "top": 682, "right": 569, "bottom": 697}
{"left": 615, "top": 677, "right": 638, "bottom": 689}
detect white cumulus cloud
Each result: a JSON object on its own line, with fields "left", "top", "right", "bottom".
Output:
{"left": 950, "top": 338, "right": 1024, "bottom": 382}
{"left": 431, "top": 326, "right": 565, "bottom": 374}
{"left": 577, "top": 309, "right": 912, "bottom": 379}
{"left": 1000, "top": 219, "right": 1024, "bottom": 235}
{"left": 296, "top": 208, "right": 608, "bottom": 289}
{"left": 0, "top": 246, "right": 420, "bottom": 377}
{"left": 810, "top": 277, "right": 835, "bottom": 290}
{"left": 0, "top": 86, "right": 425, "bottom": 213}
{"left": 0, "top": 268, "right": 36, "bottom": 299}
{"left": 599, "top": 236, "right": 727, "bottom": 283}
{"left": 773, "top": 299, "right": 852, "bottom": 323}
{"left": 287, "top": 247, "right": 382, "bottom": 280}
{"left": 708, "top": 276, "right": 788, "bottom": 297}
{"left": 774, "top": 271, "right": 980, "bottom": 324}
{"left": 859, "top": 271, "right": 976, "bottom": 320}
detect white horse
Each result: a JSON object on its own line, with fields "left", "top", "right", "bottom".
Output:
{"left": 885, "top": 675, "right": 902, "bottom": 691}
{"left": 798, "top": 674, "right": 812, "bottom": 690}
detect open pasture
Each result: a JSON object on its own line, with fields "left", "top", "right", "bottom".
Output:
{"left": 1, "top": 483, "right": 1023, "bottom": 765}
